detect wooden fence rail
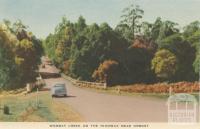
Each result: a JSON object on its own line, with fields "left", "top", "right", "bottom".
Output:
{"left": 61, "top": 74, "right": 107, "bottom": 89}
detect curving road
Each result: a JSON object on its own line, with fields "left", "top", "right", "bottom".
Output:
{"left": 45, "top": 77, "right": 168, "bottom": 122}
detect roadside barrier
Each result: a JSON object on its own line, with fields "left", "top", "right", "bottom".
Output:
{"left": 61, "top": 74, "right": 107, "bottom": 89}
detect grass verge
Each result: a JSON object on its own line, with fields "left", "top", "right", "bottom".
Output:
{"left": 0, "top": 91, "right": 83, "bottom": 122}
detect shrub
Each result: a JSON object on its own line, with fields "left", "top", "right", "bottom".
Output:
{"left": 151, "top": 49, "right": 177, "bottom": 81}
{"left": 92, "top": 60, "right": 119, "bottom": 86}
{"left": 3, "top": 105, "right": 10, "bottom": 115}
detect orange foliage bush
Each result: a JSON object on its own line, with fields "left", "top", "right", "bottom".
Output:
{"left": 92, "top": 60, "right": 119, "bottom": 85}
{"left": 131, "top": 36, "right": 157, "bottom": 52}
{"left": 62, "top": 60, "right": 71, "bottom": 74}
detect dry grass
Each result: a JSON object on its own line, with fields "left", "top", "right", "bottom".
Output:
{"left": 52, "top": 100, "right": 83, "bottom": 122}
{"left": 117, "top": 81, "right": 199, "bottom": 93}
{"left": 0, "top": 88, "right": 26, "bottom": 97}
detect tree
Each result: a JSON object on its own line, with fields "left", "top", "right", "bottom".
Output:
{"left": 55, "top": 41, "right": 65, "bottom": 64}
{"left": 192, "top": 32, "right": 200, "bottom": 75}
{"left": 120, "top": 4, "right": 144, "bottom": 42}
{"left": 12, "top": 20, "right": 28, "bottom": 34}
{"left": 43, "top": 34, "right": 57, "bottom": 61}
{"left": 123, "top": 46, "right": 155, "bottom": 84}
{"left": 150, "top": 17, "right": 163, "bottom": 41}
{"left": 0, "top": 20, "right": 43, "bottom": 89}
{"left": 151, "top": 49, "right": 177, "bottom": 81}
{"left": 55, "top": 27, "right": 74, "bottom": 65}
{"left": 141, "top": 21, "right": 152, "bottom": 39}
{"left": 0, "top": 23, "right": 19, "bottom": 89}
{"left": 156, "top": 20, "right": 179, "bottom": 46}
{"left": 183, "top": 21, "right": 200, "bottom": 40}
{"left": 43, "top": 15, "right": 199, "bottom": 84}
{"left": 92, "top": 60, "right": 119, "bottom": 86}
{"left": 69, "top": 22, "right": 128, "bottom": 81}
{"left": 15, "top": 39, "right": 38, "bottom": 83}
{"left": 62, "top": 60, "right": 71, "bottom": 74}
{"left": 183, "top": 21, "right": 200, "bottom": 76}
{"left": 193, "top": 53, "right": 200, "bottom": 74}
{"left": 160, "top": 34, "right": 196, "bottom": 81}
{"left": 141, "top": 18, "right": 179, "bottom": 45}
{"left": 75, "top": 16, "right": 87, "bottom": 32}
{"left": 44, "top": 17, "right": 74, "bottom": 67}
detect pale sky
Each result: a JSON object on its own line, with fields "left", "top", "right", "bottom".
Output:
{"left": 0, "top": 0, "right": 200, "bottom": 38}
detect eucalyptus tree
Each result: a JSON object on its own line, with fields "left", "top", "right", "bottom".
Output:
{"left": 120, "top": 4, "right": 144, "bottom": 42}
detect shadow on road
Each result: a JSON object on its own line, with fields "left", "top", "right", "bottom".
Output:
{"left": 52, "top": 95, "right": 76, "bottom": 98}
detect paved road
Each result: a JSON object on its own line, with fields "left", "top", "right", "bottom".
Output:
{"left": 45, "top": 77, "right": 168, "bottom": 122}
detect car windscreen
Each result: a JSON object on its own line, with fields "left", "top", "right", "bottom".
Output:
{"left": 54, "top": 85, "right": 65, "bottom": 90}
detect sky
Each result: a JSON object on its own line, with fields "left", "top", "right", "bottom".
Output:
{"left": 0, "top": 0, "right": 200, "bottom": 38}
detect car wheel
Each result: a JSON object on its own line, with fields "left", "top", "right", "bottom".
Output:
{"left": 64, "top": 94, "right": 67, "bottom": 97}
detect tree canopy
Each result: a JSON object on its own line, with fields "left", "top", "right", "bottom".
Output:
{"left": 1, "top": 3, "right": 198, "bottom": 88}
{"left": 43, "top": 4, "right": 199, "bottom": 85}
{"left": 151, "top": 49, "right": 177, "bottom": 81}
{"left": 0, "top": 20, "right": 43, "bottom": 89}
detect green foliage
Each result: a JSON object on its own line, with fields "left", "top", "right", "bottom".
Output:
{"left": 0, "top": 24, "right": 19, "bottom": 89}
{"left": 69, "top": 22, "right": 128, "bottom": 80}
{"left": 156, "top": 20, "right": 179, "bottom": 44}
{"left": 193, "top": 53, "right": 200, "bottom": 74}
{"left": 39, "top": 2, "right": 200, "bottom": 85}
{"left": 187, "top": 29, "right": 200, "bottom": 74}
{"left": 44, "top": 13, "right": 199, "bottom": 85}
{"left": 118, "top": 4, "right": 144, "bottom": 42}
{"left": 43, "top": 16, "right": 74, "bottom": 67}
{"left": 183, "top": 21, "right": 200, "bottom": 76}
{"left": 160, "top": 34, "right": 197, "bottom": 81}
{"left": 142, "top": 17, "right": 180, "bottom": 46}
{"left": 151, "top": 49, "right": 177, "bottom": 81}
{"left": 123, "top": 46, "right": 155, "bottom": 84}
{"left": 44, "top": 17, "right": 128, "bottom": 81}
{"left": 183, "top": 21, "right": 200, "bottom": 41}
{"left": 0, "top": 20, "right": 43, "bottom": 89}
{"left": 15, "top": 39, "right": 37, "bottom": 83}
{"left": 1, "top": 4, "right": 199, "bottom": 88}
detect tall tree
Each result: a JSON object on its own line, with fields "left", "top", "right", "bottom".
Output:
{"left": 0, "top": 24, "right": 17, "bottom": 89}
{"left": 120, "top": 4, "right": 144, "bottom": 42}
{"left": 69, "top": 22, "right": 128, "bottom": 81}
{"left": 15, "top": 39, "right": 38, "bottom": 83}
{"left": 183, "top": 21, "right": 200, "bottom": 40}
{"left": 0, "top": 20, "right": 43, "bottom": 89}
{"left": 155, "top": 21, "right": 179, "bottom": 47}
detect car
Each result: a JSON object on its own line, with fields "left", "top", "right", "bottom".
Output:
{"left": 51, "top": 83, "right": 67, "bottom": 97}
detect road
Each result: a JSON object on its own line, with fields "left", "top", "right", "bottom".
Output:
{"left": 45, "top": 77, "right": 168, "bottom": 122}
